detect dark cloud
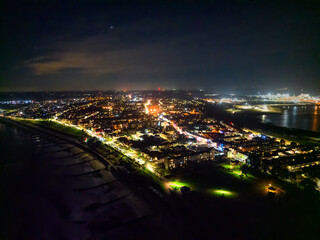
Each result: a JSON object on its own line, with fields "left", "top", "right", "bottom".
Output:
{"left": 1, "top": 0, "right": 319, "bottom": 92}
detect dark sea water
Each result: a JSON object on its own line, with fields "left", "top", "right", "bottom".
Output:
{"left": 259, "top": 105, "right": 320, "bottom": 132}
{"left": 0, "top": 122, "right": 90, "bottom": 240}
{"left": 0, "top": 122, "right": 41, "bottom": 239}
{"left": 0, "top": 121, "right": 36, "bottom": 163}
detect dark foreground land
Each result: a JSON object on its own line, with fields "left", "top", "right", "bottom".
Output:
{"left": 171, "top": 164, "right": 320, "bottom": 239}
{"left": 1, "top": 118, "right": 320, "bottom": 240}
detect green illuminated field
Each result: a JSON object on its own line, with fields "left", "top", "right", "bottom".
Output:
{"left": 173, "top": 164, "right": 268, "bottom": 199}
{"left": 169, "top": 181, "right": 190, "bottom": 190}
{"left": 221, "top": 163, "right": 255, "bottom": 180}
{"left": 211, "top": 189, "right": 236, "bottom": 198}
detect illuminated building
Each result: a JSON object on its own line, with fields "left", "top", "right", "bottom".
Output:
{"left": 147, "top": 105, "right": 159, "bottom": 115}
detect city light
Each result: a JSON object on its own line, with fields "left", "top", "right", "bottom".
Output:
{"left": 168, "top": 181, "right": 189, "bottom": 190}
{"left": 212, "top": 189, "right": 235, "bottom": 197}
{"left": 145, "top": 163, "right": 155, "bottom": 173}
{"left": 4, "top": 91, "right": 318, "bottom": 205}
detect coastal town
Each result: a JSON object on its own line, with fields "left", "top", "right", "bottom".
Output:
{"left": 1, "top": 91, "right": 319, "bottom": 194}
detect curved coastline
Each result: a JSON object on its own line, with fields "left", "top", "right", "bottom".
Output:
{"left": 204, "top": 103, "right": 320, "bottom": 146}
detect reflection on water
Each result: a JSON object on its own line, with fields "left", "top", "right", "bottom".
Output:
{"left": 260, "top": 105, "right": 320, "bottom": 132}
{"left": 313, "top": 106, "right": 319, "bottom": 132}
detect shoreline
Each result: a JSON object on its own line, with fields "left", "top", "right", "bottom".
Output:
{"left": 235, "top": 111, "right": 320, "bottom": 146}
{"left": 204, "top": 103, "right": 320, "bottom": 146}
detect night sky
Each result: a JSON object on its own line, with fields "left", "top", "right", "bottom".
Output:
{"left": 1, "top": 0, "right": 320, "bottom": 93}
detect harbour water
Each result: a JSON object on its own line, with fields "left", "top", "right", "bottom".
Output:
{"left": 259, "top": 105, "right": 320, "bottom": 132}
